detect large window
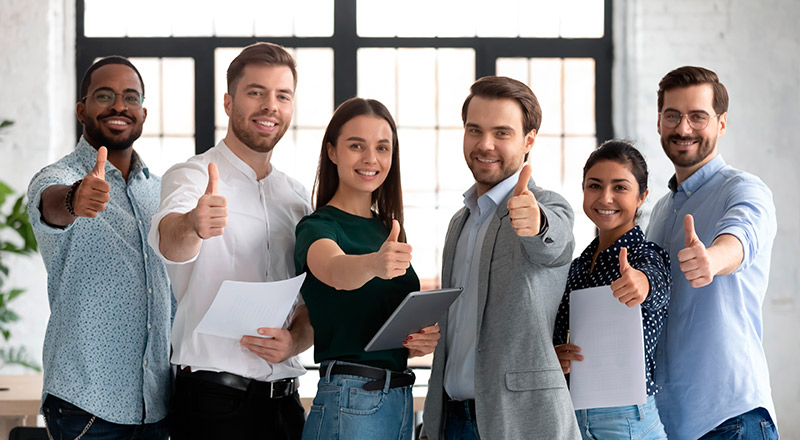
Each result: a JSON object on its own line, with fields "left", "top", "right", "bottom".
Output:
{"left": 77, "top": 0, "right": 612, "bottom": 371}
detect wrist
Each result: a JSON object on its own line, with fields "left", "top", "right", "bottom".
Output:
{"left": 64, "top": 179, "right": 82, "bottom": 217}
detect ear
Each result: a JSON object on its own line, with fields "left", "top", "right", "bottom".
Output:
{"left": 141, "top": 106, "right": 147, "bottom": 123}
{"left": 717, "top": 112, "right": 727, "bottom": 137}
{"left": 638, "top": 188, "right": 650, "bottom": 208}
{"left": 326, "top": 141, "right": 337, "bottom": 165}
{"left": 657, "top": 113, "right": 662, "bottom": 135}
{"left": 523, "top": 129, "right": 536, "bottom": 154}
{"left": 223, "top": 93, "right": 233, "bottom": 117}
{"left": 76, "top": 101, "right": 86, "bottom": 125}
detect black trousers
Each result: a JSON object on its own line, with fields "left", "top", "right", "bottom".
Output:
{"left": 168, "top": 371, "right": 305, "bottom": 440}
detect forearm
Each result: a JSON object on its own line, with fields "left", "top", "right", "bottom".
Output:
{"left": 708, "top": 233, "right": 744, "bottom": 276}
{"left": 288, "top": 305, "right": 313, "bottom": 357}
{"left": 322, "top": 253, "right": 378, "bottom": 291}
{"left": 40, "top": 184, "right": 77, "bottom": 227}
{"left": 157, "top": 212, "right": 202, "bottom": 262}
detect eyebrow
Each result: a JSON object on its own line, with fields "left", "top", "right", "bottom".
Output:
{"left": 92, "top": 86, "right": 141, "bottom": 95}
{"left": 663, "top": 107, "right": 710, "bottom": 115}
{"left": 244, "top": 83, "right": 295, "bottom": 96}
{"left": 465, "top": 122, "right": 516, "bottom": 132}
{"left": 346, "top": 136, "right": 391, "bottom": 144}
{"left": 587, "top": 177, "right": 632, "bottom": 183}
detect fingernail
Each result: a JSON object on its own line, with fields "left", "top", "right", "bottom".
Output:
{"left": 420, "top": 329, "right": 425, "bottom": 334}
{"left": 258, "top": 329, "right": 265, "bottom": 335}
{"left": 402, "top": 340, "right": 408, "bottom": 345}
{"left": 408, "top": 336, "right": 413, "bottom": 340}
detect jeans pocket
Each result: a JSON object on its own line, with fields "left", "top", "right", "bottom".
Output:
{"left": 761, "top": 418, "right": 778, "bottom": 440}
{"left": 341, "top": 387, "right": 386, "bottom": 415}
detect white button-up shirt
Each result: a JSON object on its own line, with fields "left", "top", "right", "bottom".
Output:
{"left": 148, "top": 141, "right": 312, "bottom": 381}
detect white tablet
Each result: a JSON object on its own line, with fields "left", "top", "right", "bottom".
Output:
{"left": 364, "top": 287, "right": 463, "bottom": 352}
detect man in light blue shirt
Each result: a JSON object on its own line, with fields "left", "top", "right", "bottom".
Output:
{"left": 647, "top": 66, "right": 778, "bottom": 439}
{"left": 27, "top": 56, "right": 171, "bottom": 439}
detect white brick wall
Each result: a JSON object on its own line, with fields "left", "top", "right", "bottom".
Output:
{"left": 615, "top": 0, "right": 800, "bottom": 435}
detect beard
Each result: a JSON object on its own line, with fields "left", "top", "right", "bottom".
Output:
{"left": 467, "top": 154, "right": 520, "bottom": 189}
{"left": 661, "top": 134, "right": 716, "bottom": 168}
{"left": 229, "top": 108, "right": 289, "bottom": 154}
{"left": 83, "top": 111, "right": 142, "bottom": 151}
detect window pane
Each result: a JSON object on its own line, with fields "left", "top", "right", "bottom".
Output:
{"left": 397, "top": 49, "right": 437, "bottom": 127}
{"left": 530, "top": 58, "right": 563, "bottom": 136}
{"left": 476, "top": 0, "right": 519, "bottom": 37}
{"left": 520, "top": 0, "right": 560, "bottom": 38}
{"left": 127, "top": 0, "right": 171, "bottom": 37}
{"left": 214, "top": 0, "right": 255, "bottom": 37}
{"left": 294, "top": 0, "right": 334, "bottom": 36}
{"left": 529, "top": 135, "right": 563, "bottom": 194}
{"left": 357, "top": 49, "right": 398, "bottom": 114}
{"left": 561, "top": 0, "right": 605, "bottom": 38}
{"left": 215, "top": 48, "right": 242, "bottom": 130}
{"left": 437, "top": 129, "right": 472, "bottom": 193}
{"left": 399, "top": 129, "right": 437, "bottom": 193}
{"left": 295, "top": 48, "right": 334, "bottom": 127}
{"left": 356, "top": 0, "right": 396, "bottom": 37}
{"left": 162, "top": 58, "right": 195, "bottom": 136}
{"left": 404, "top": 206, "right": 439, "bottom": 281}
{"left": 254, "top": 1, "right": 295, "bottom": 36}
{"left": 84, "top": 0, "right": 126, "bottom": 37}
{"left": 437, "top": 50, "right": 475, "bottom": 127}
{"left": 357, "top": 0, "right": 478, "bottom": 37}
{"left": 129, "top": 58, "right": 162, "bottom": 136}
{"left": 171, "top": 0, "right": 215, "bottom": 37}
{"left": 563, "top": 58, "right": 596, "bottom": 135}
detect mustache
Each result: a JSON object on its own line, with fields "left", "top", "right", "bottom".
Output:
{"left": 668, "top": 134, "right": 700, "bottom": 142}
{"left": 98, "top": 108, "right": 135, "bottom": 123}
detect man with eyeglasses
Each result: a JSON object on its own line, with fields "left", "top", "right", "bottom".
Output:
{"left": 646, "top": 66, "right": 779, "bottom": 439}
{"left": 27, "top": 56, "right": 172, "bottom": 439}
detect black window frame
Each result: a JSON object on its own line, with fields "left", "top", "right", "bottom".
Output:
{"left": 76, "top": 0, "right": 613, "bottom": 154}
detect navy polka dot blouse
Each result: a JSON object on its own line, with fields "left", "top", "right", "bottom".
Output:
{"left": 554, "top": 225, "right": 670, "bottom": 396}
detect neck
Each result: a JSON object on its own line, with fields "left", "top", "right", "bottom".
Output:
{"left": 85, "top": 137, "right": 134, "bottom": 181}
{"left": 674, "top": 151, "right": 718, "bottom": 185}
{"left": 327, "top": 186, "right": 374, "bottom": 218}
{"left": 223, "top": 133, "right": 273, "bottom": 180}
{"left": 596, "top": 224, "right": 634, "bottom": 255}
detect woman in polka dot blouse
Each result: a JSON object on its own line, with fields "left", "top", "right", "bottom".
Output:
{"left": 553, "top": 139, "right": 671, "bottom": 439}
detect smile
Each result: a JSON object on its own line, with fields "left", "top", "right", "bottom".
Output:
{"left": 256, "top": 121, "right": 276, "bottom": 127}
{"left": 356, "top": 170, "right": 378, "bottom": 176}
{"left": 597, "top": 209, "right": 617, "bottom": 215}
{"left": 476, "top": 157, "right": 498, "bottom": 163}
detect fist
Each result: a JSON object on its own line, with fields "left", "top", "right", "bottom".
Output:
{"left": 507, "top": 164, "right": 541, "bottom": 236}
{"left": 610, "top": 247, "right": 650, "bottom": 307}
{"left": 72, "top": 146, "right": 110, "bottom": 218}
{"left": 373, "top": 220, "right": 412, "bottom": 279}
{"left": 192, "top": 162, "right": 228, "bottom": 239}
{"left": 678, "top": 214, "right": 713, "bottom": 287}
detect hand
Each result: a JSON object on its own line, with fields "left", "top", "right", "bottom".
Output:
{"left": 610, "top": 247, "right": 650, "bottom": 307}
{"left": 555, "top": 344, "right": 583, "bottom": 375}
{"left": 372, "top": 219, "right": 412, "bottom": 280}
{"left": 507, "top": 164, "right": 541, "bottom": 236}
{"left": 404, "top": 324, "right": 440, "bottom": 358}
{"left": 240, "top": 327, "right": 296, "bottom": 364}
{"left": 71, "top": 146, "right": 111, "bottom": 217}
{"left": 190, "top": 163, "right": 227, "bottom": 239}
{"left": 678, "top": 214, "right": 713, "bottom": 287}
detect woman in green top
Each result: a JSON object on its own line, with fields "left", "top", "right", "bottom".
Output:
{"left": 295, "top": 97, "right": 440, "bottom": 440}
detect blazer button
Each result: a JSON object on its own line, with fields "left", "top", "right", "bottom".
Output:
{"left": 545, "top": 237, "right": 554, "bottom": 244}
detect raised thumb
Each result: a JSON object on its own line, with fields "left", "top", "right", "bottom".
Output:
{"left": 387, "top": 219, "right": 400, "bottom": 242}
{"left": 205, "top": 163, "right": 219, "bottom": 195}
{"left": 683, "top": 214, "right": 698, "bottom": 247}
{"left": 513, "top": 163, "right": 532, "bottom": 197}
{"left": 619, "top": 247, "right": 631, "bottom": 274}
{"left": 91, "top": 146, "right": 107, "bottom": 179}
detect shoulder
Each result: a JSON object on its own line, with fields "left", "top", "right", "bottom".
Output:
{"left": 716, "top": 165, "right": 773, "bottom": 197}
{"left": 270, "top": 167, "right": 312, "bottom": 202}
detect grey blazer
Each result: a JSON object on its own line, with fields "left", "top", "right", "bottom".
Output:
{"left": 422, "top": 179, "right": 581, "bottom": 440}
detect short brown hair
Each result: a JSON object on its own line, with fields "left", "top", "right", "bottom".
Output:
{"left": 227, "top": 42, "right": 297, "bottom": 94}
{"left": 461, "top": 76, "right": 542, "bottom": 134}
{"left": 657, "top": 66, "right": 728, "bottom": 115}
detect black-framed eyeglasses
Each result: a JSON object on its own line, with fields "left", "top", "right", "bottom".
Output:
{"left": 82, "top": 90, "right": 144, "bottom": 109}
{"left": 660, "top": 110, "right": 719, "bottom": 130}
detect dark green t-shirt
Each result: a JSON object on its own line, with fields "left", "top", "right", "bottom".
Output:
{"left": 294, "top": 205, "right": 420, "bottom": 372}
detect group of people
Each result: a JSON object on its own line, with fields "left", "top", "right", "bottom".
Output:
{"left": 26, "top": 41, "right": 778, "bottom": 440}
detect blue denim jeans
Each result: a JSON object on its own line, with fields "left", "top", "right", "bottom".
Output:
{"left": 444, "top": 400, "right": 480, "bottom": 440}
{"left": 301, "top": 360, "right": 414, "bottom": 440}
{"left": 42, "top": 395, "right": 168, "bottom": 440}
{"left": 575, "top": 395, "right": 667, "bottom": 440}
{"left": 698, "top": 407, "right": 778, "bottom": 440}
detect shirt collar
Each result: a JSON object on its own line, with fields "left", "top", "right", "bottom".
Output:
{"left": 462, "top": 168, "right": 523, "bottom": 217}
{"left": 668, "top": 154, "right": 725, "bottom": 194}
{"left": 218, "top": 140, "right": 261, "bottom": 181}
{"left": 577, "top": 225, "right": 645, "bottom": 266}
{"left": 76, "top": 136, "right": 151, "bottom": 179}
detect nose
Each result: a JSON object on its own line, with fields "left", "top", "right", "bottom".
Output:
{"left": 601, "top": 187, "right": 614, "bottom": 203}
{"left": 362, "top": 146, "right": 377, "bottom": 164}
{"left": 476, "top": 133, "right": 493, "bottom": 151}
{"left": 676, "top": 114, "right": 693, "bottom": 135}
{"left": 261, "top": 94, "right": 278, "bottom": 112}
{"left": 109, "top": 94, "right": 127, "bottom": 112}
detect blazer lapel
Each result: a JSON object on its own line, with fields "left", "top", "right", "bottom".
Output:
{"left": 440, "top": 207, "right": 469, "bottom": 352}
{"left": 477, "top": 192, "right": 511, "bottom": 336}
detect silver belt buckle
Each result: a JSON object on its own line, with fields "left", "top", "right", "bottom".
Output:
{"left": 269, "top": 381, "right": 276, "bottom": 399}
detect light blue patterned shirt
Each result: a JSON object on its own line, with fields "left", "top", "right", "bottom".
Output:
{"left": 27, "top": 137, "right": 173, "bottom": 425}
{"left": 646, "top": 155, "right": 778, "bottom": 439}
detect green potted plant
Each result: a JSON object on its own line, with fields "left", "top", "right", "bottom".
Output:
{"left": 0, "top": 119, "right": 41, "bottom": 371}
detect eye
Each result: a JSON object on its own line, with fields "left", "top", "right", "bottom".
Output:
{"left": 123, "top": 94, "right": 141, "bottom": 105}
{"left": 278, "top": 94, "right": 292, "bottom": 102}
{"left": 585, "top": 183, "right": 600, "bottom": 189}
{"left": 467, "top": 127, "right": 481, "bottom": 135}
{"left": 94, "top": 92, "right": 113, "bottom": 102}
{"left": 248, "top": 90, "right": 262, "bottom": 97}
{"left": 615, "top": 184, "right": 629, "bottom": 191}
{"left": 496, "top": 130, "right": 510, "bottom": 138}
{"left": 377, "top": 144, "right": 391, "bottom": 152}
{"left": 349, "top": 143, "right": 363, "bottom": 150}
{"left": 689, "top": 113, "right": 709, "bottom": 123}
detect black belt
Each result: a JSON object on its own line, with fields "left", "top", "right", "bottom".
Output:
{"left": 319, "top": 363, "right": 415, "bottom": 391}
{"left": 178, "top": 368, "right": 298, "bottom": 398}
{"left": 447, "top": 398, "right": 477, "bottom": 420}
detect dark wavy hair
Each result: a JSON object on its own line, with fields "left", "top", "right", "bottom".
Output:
{"left": 314, "top": 98, "right": 406, "bottom": 242}
{"left": 657, "top": 66, "right": 728, "bottom": 115}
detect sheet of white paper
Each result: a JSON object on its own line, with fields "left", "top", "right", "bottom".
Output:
{"left": 194, "top": 273, "right": 306, "bottom": 339}
{"left": 568, "top": 285, "right": 647, "bottom": 410}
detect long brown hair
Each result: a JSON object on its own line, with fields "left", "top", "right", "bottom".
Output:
{"left": 314, "top": 98, "right": 406, "bottom": 242}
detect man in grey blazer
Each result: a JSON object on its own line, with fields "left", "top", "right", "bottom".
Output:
{"left": 422, "top": 76, "right": 581, "bottom": 440}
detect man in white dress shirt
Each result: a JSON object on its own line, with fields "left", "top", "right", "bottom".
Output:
{"left": 148, "top": 42, "right": 313, "bottom": 439}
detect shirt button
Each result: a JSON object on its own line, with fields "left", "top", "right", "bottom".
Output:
{"left": 147, "top": 323, "right": 151, "bottom": 329}
{"left": 143, "top": 359, "right": 148, "bottom": 366}
{"left": 148, "top": 288, "right": 152, "bottom": 294}
{"left": 138, "top": 220, "right": 142, "bottom": 225}
{"left": 143, "top": 253, "right": 148, "bottom": 259}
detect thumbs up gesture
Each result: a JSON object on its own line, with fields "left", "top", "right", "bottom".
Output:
{"left": 190, "top": 163, "right": 227, "bottom": 239}
{"left": 507, "top": 164, "right": 541, "bottom": 236}
{"left": 71, "top": 146, "right": 111, "bottom": 218}
{"left": 372, "top": 219, "right": 413, "bottom": 280}
{"left": 610, "top": 247, "right": 650, "bottom": 307}
{"left": 677, "top": 214, "right": 713, "bottom": 287}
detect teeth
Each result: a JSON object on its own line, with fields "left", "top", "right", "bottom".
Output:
{"left": 598, "top": 209, "right": 616, "bottom": 215}
{"left": 477, "top": 158, "right": 498, "bottom": 163}
{"left": 106, "top": 120, "right": 127, "bottom": 126}
{"left": 257, "top": 121, "right": 276, "bottom": 127}
{"left": 357, "top": 170, "right": 377, "bottom": 176}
